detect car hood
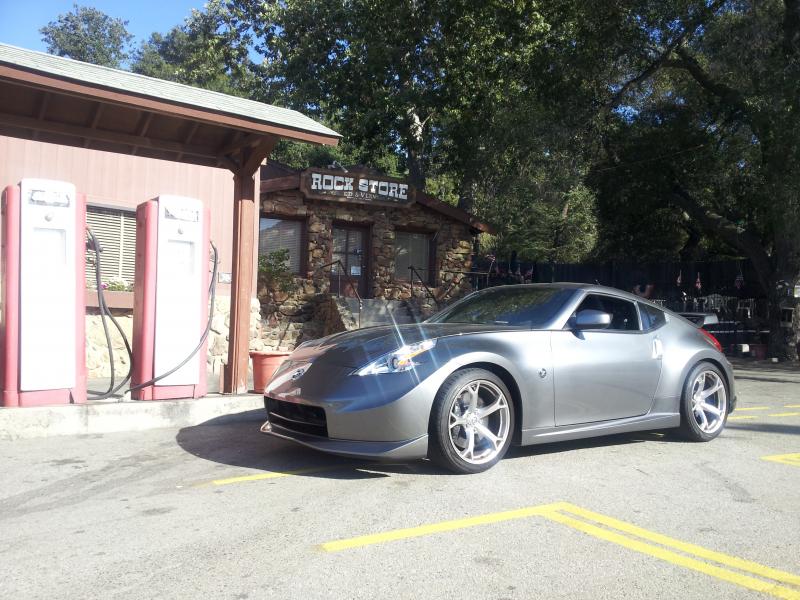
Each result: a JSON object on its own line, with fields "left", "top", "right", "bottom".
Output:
{"left": 288, "top": 322, "right": 511, "bottom": 368}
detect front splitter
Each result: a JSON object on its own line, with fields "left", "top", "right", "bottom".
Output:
{"left": 261, "top": 421, "right": 429, "bottom": 461}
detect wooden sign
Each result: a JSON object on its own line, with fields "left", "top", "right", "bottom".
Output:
{"left": 300, "top": 168, "right": 414, "bottom": 206}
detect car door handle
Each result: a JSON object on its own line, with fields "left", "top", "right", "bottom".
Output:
{"left": 652, "top": 338, "right": 663, "bottom": 360}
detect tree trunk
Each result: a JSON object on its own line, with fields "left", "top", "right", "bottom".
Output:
{"left": 457, "top": 175, "right": 478, "bottom": 212}
{"left": 405, "top": 108, "right": 426, "bottom": 191}
{"left": 407, "top": 146, "right": 425, "bottom": 191}
{"left": 766, "top": 263, "right": 799, "bottom": 361}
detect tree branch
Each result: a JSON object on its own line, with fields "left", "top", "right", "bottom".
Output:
{"left": 604, "top": 0, "right": 727, "bottom": 112}
{"left": 670, "top": 183, "right": 773, "bottom": 292}
{"left": 669, "top": 47, "right": 750, "bottom": 115}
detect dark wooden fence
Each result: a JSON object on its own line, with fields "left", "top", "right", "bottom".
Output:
{"left": 473, "top": 258, "right": 761, "bottom": 301}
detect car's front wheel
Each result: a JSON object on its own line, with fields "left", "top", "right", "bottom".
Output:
{"left": 428, "top": 368, "right": 515, "bottom": 474}
{"left": 678, "top": 361, "right": 729, "bottom": 441}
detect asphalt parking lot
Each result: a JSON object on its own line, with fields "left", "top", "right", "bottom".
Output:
{"left": 1, "top": 362, "right": 798, "bottom": 600}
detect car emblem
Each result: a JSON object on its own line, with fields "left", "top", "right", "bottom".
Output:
{"left": 290, "top": 368, "right": 306, "bottom": 381}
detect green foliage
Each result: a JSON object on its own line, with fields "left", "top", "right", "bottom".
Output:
{"left": 235, "top": 0, "right": 550, "bottom": 189}
{"left": 40, "top": 3, "right": 133, "bottom": 67}
{"left": 258, "top": 249, "right": 295, "bottom": 293}
{"left": 131, "top": 0, "right": 262, "bottom": 97}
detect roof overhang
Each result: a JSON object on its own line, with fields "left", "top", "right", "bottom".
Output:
{"left": 0, "top": 44, "right": 339, "bottom": 170}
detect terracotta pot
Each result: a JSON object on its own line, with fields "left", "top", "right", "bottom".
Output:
{"left": 250, "top": 351, "right": 291, "bottom": 393}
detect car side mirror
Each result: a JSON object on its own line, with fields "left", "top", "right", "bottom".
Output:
{"left": 701, "top": 313, "right": 719, "bottom": 326}
{"left": 574, "top": 309, "right": 612, "bottom": 330}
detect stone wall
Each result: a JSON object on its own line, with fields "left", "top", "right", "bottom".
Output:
{"left": 86, "top": 310, "right": 133, "bottom": 378}
{"left": 205, "top": 296, "right": 263, "bottom": 374}
{"left": 313, "top": 295, "right": 357, "bottom": 335}
{"left": 259, "top": 191, "right": 476, "bottom": 349}
{"left": 84, "top": 295, "right": 262, "bottom": 379}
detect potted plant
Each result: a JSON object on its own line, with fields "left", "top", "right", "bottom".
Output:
{"left": 251, "top": 249, "right": 296, "bottom": 392}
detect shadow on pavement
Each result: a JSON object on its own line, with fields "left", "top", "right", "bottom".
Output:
{"left": 726, "top": 422, "right": 800, "bottom": 436}
{"left": 175, "top": 410, "right": 443, "bottom": 480}
{"left": 177, "top": 411, "right": 687, "bottom": 479}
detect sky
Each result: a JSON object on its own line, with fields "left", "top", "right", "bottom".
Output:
{"left": 0, "top": 1, "right": 204, "bottom": 52}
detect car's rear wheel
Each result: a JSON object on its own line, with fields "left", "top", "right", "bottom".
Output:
{"left": 678, "top": 362, "right": 729, "bottom": 441}
{"left": 428, "top": 368, "right": 515, "bottom": 474}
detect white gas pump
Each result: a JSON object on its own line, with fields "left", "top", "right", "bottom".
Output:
{"left": 131, "top": 195, "right": 210, "bottom": 400}
{"left": 1, "top": 179, "right": 86, "bottom": 406}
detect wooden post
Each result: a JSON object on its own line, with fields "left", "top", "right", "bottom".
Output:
{"left": 223, "top": 138, "right": 276, "bottom": 394}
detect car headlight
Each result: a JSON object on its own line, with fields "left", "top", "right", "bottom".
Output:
{"left": 355, "top": 339, "right": 437, "bottom": 376}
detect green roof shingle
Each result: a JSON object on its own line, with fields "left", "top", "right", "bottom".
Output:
{"left": 0, "top": 43, "right": 340, "bottom": 140}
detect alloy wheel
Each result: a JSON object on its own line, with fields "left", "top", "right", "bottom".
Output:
{"left": 448, "top": 379, "right": 511, "bottom": 465}
{"left": 690, "top": 370, "right": 727, "bottom": 434}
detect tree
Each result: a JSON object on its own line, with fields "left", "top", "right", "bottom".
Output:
{"left": 40, "top": 4, "right": 133, "bottom": 67}
{"left": 131, "top": 1, "right": 261, "bottom": 98}
{"left": 588, "top": 0, "right": 800, "bottom": 360}
{"left": 233, "top": 0, "right": 550, "bottom": 193}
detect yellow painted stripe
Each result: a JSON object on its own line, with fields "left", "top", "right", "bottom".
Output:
{"left": 768, "top": 412, "right": 800, "bottom": 417}
{"left": 320, "top": 502, "right": 567, "bottom": 552}
{"left": 785, "top": 404, "right": 800, "bottom": 409}
{"left": 729, "top": 415, "right": 759, "bottom": 421}
{"left": 542, "top": 511, "right": 800, "bottom": 600}
{"left": 762, "top": 453, "right": 800, "bottom": 467}
{"left": 210, "top": 464, "right": 348, "bottom": 486}
{"left": 736, "top": 407, "right": 770, "bottom": 411}
{"left": 558, "top": 503, "right": 800, "bottom": 587}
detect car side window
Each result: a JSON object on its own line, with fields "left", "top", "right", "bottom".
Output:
{"left": 639, "top": 303, "right": 667, "bottom": 331}
{"left": 576, "top": 294, "right": 640, "bottom": 331}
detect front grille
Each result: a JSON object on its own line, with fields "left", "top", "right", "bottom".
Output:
{"left": 265, "top": 397, "right": 328, "bottom": 437}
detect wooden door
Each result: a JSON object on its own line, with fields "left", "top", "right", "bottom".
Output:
{"left": 331, "top": 224, "right": 369, "bottom": 298}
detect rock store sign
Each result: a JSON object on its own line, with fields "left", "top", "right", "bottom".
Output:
{"left": 300, "top": 168, "right": 413, "bottom": 205}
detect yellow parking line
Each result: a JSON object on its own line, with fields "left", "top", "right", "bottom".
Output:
{"left": 543, "top": 511, "right": 799, "bottom": 599}
{"left": 729, "top": 415, "right": 759, "bottom": 421}
{"left": 320, "top": 502, "right": 800, "bottom": 598}
{"left": 556, "top": 503, "right": 800, "bottom": 588}
{"left": 320, "top": 502, "right": 566, "bottom": 552}
{"left": 736, "top": 407, "right": 770, "bottom": 411}
{"left": 762, "top": 453, "right": 800, "bottom": 467}
{"left": 209, "top": 464, "right": 349, "bottom": 486}
{"left": 768, "top": 412, "right": 800, "bottom": 417}
{"left": 785, "top": 404, "right": 800, "bottom": 409}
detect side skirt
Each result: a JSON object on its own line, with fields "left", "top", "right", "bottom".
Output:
{"left": 519, "top": 413, "right": 681, "bottom": 446}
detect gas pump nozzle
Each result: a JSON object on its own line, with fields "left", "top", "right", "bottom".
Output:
{"left": 86, "top": 226, "right": 103, "bottom": 253}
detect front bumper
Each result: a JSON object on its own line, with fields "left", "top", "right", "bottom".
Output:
{"left": 260, "top": 420, "right": 429, "bottom": 461}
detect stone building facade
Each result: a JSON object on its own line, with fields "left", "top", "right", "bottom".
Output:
{"left": 257, "top": 165, "right": 492, "bottom": 351}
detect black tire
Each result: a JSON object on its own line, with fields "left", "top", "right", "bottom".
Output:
{"left": 428, "top": 368, "right": 515, "bottom": 474}
{"left": 677, "top": 361, "right": 729, "bottom": 442}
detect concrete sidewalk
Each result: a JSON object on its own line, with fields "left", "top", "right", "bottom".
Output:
{"left": 0, "top": 393, "right": 265, "bottom": 441}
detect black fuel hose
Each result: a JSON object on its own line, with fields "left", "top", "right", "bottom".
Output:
{"left": 127, "top": 241, "right": 218, "bottom": 393}
{"left": 86, "top": 229, "right": 134, "bottom": 400}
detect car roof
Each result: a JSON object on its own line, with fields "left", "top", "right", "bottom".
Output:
{"left": 481, "top": 282, "right": 645, "bottom": 302}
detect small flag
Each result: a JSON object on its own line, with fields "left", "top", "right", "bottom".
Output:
{"left": 695, "top": 273, "right": 702, "bottom": 291}
{"left": 735, "top": 273, "right": 744, "bottom": 290}
{"left": 677, "top": 270, "right": 682, "bottom": 286}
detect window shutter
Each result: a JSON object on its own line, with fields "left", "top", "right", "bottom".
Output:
{"left": 85, "top": 206, "right": 137, "bottom": 287}
{"left": 395, "top": 231, "right": 432, "bottom": 281}
{"left": 259, "top": 218, "right": 303, "bottom": 273}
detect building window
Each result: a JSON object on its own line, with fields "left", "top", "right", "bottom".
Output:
{"left": 395, "top": 230, "right": 433, "bottom": 283}
{"left": 259, "top": 217, "right": 304, "bottom": 274}
{"left": 85, "top": 205, "right": 136, "bottom": 288}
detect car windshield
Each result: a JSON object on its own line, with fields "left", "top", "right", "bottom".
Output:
{"left": 428, "top": 286, "right": 574, "bottom": 328}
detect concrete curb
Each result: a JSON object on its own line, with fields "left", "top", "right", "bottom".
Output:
{"left": 0, "top": 394, "right": 265, "bottom": 440}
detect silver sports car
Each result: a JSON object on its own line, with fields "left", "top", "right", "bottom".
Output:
{"left": 261, "top": 284, "right": 736, "bottom": 473}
